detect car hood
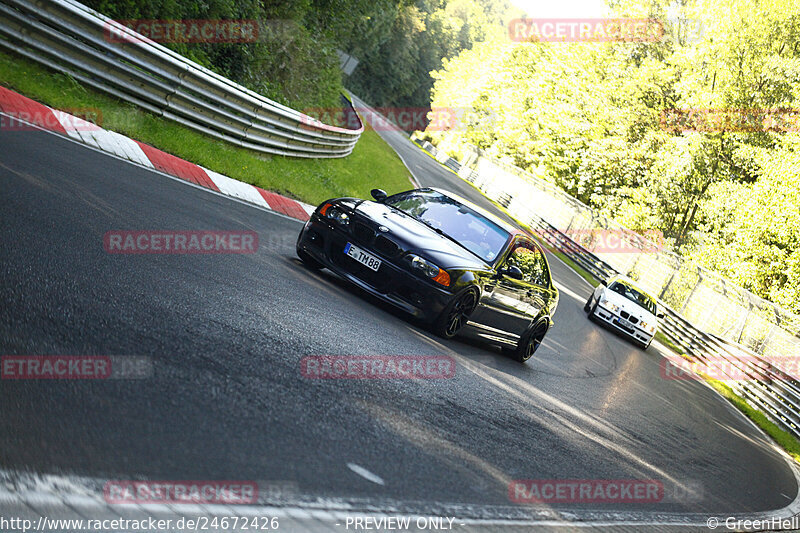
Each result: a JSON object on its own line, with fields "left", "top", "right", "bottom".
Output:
{"left": 350, "top": 200, "right": 493, "bottom": 271}
{"left": 601, "top": 288, "right": 658, "bottom": 324}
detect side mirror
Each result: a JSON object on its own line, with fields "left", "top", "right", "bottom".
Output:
{"left": 371, "top": 189, "right": 388, "bottom": 203}
{"left": 657, "top": 312, "right": 665, "bottom": 319}
{"left": 600, "top": 279, "right": 607, "bottom": 286}
{"left": 500, "top": 265, "right": 524, "bottom": 280}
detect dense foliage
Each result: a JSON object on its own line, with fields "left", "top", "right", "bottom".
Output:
{"left": 426, "top": 0, "right": 800, "bottom": 313}
{"left": 85, "top": 0, "right": 515, "bottom": 112}
{"left": 344, "top": 0, "right": 520, "bottom": 109}
{"left": 86, "top": 0, "right": 338, "bottom": 109}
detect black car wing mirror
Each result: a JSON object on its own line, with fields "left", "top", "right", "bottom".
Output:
{"left": 499, "top": 265, "right": 523, "bottom": 280}
{"left": 600, "top": 278, "right": 607, "bottom": 286}
{"left": 371, "top": 189, "right": 388, "bottom": 203}
{"left": 657, "top": 311, "right": 665, "bottom": 319}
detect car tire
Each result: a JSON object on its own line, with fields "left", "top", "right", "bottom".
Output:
{"left": 587, "top": 298, "right": 599, "bottom": 322}
{"left": 296, "top": 247, "right": 323, "bottom": 270}
{"left": 433, "top": 288, "right": 479, "bottom": 339}
{"left": 584, "top": 293, "right": 594, "bottom": 312}
{"left": 512, "top": 319, "right": 549, "bottom": 363}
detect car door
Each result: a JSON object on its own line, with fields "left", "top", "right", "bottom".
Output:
{"left": 474, "top": 238, "right": 538, "bottom": 336}
{"left": 521, "top": 240, "right": 555, "bottom": 323}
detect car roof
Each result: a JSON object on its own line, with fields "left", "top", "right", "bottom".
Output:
{"left": 608, "top": 275, "right": 657, "bottom": 302}
{"left": 421, "top": 187, "right": 520, "bottom": 235}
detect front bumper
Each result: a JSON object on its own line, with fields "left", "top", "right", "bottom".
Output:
{"left": 297, "top": 217, "right": 453, "bottom": 322}
{"left": 592, "top": 304, "right": 655, "bottom": 346}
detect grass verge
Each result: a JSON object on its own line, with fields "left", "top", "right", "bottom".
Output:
{"left": 654, "top": 331, "right": 685, "bottom": 355}
{"left": 0, "top": 48, "right": 413, "bottom": 205}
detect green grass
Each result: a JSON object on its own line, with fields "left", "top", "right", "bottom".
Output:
{"left": 644, "top": 303, "right": 800, "bottom": 462}
{"left": 0, "top": 48, "right": 413, "bottom": 205}
{"left": 654, "top": 331, "right": 685, "bottom": 355}
{"left": 553, "top": 241, "right": 800, "bottom": 466}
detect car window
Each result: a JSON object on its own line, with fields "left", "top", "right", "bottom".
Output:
{"left": 608, "top": 281, "right": 657, "bottom": 314}
{"left": 386, "top": 191, "right": 510, "bottom": 263}
{"left": 506, "top": 242, "right": 549, "bottom": 287}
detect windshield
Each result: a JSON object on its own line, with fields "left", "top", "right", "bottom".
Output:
{"left": 386, "top": 191, "right": 510, "bottom": 262}
{"left": 609, "top": 281, "right": 657, "bottom": 315}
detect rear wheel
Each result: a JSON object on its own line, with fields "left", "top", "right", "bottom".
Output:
{"left": 433, "top": 288, "right": 479, "bottom": 339}
{"left": 512, "top": 319, "right": 549, "bottom": 363}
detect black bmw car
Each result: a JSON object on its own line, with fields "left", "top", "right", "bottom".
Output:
{"left": 296, "top": 187, "right": 559, "bottom": 362}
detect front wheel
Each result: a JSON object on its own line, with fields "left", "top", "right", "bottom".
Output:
{"left": 432, "top": 288, "right": 479, "bottom": 339}
{"left": 584, "top": 293, "right": 594, "bottom": 312}
{"left": 587, "top": 297, "right": 599, "bottom": 322}
{"left": 512, "top": 319, "right": 549, "bottom": 363}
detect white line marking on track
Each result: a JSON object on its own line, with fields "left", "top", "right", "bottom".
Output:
{"left": 346, "top": 463, "right": 385, "bottom": 486}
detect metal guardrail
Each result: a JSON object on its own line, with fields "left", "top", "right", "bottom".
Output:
{"left": 442, "top": 157, "right": 461, "bottom": 174}
{"left": 418, "top": 139, "right": 800, "bottom": 441}
{"left": 0, "top": 0, "right": 363, "bottom": 157}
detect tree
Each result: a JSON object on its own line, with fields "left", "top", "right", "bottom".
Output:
{"left": 426, "top": 0, "right": 800, "bottom": 309}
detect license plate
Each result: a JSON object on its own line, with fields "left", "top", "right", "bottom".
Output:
{"left": 617, "top": 317, "right": 634, "bottom": 330}
{"left": 344, "top": 242, "right": 381, "bottom": 271}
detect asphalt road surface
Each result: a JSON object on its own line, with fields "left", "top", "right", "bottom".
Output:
{"left": 0, "top": 109, "right": 797, "bottom": 526}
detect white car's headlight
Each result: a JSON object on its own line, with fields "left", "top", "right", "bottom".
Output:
{"left": 600, "top": 299, "right": 619, "bottom": 313}
{"left": 640, "top": 320, "right": 656, "bottom": 334}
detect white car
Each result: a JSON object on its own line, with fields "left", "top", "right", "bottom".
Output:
{"left": 584, "top": 275, "right": 664, "bottom": 349}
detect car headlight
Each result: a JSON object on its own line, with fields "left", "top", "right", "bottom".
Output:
{"left": 640, "top": 321, "right": 656, "bottom": 334}
{"left": 320, "top": 203, "right": 350, "bottom": 226}
{"left": 407, "top": 254, "right": 450, "bottom": 287}
{"left": 600, "top": 299, "right": 620, "bottom": 313}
